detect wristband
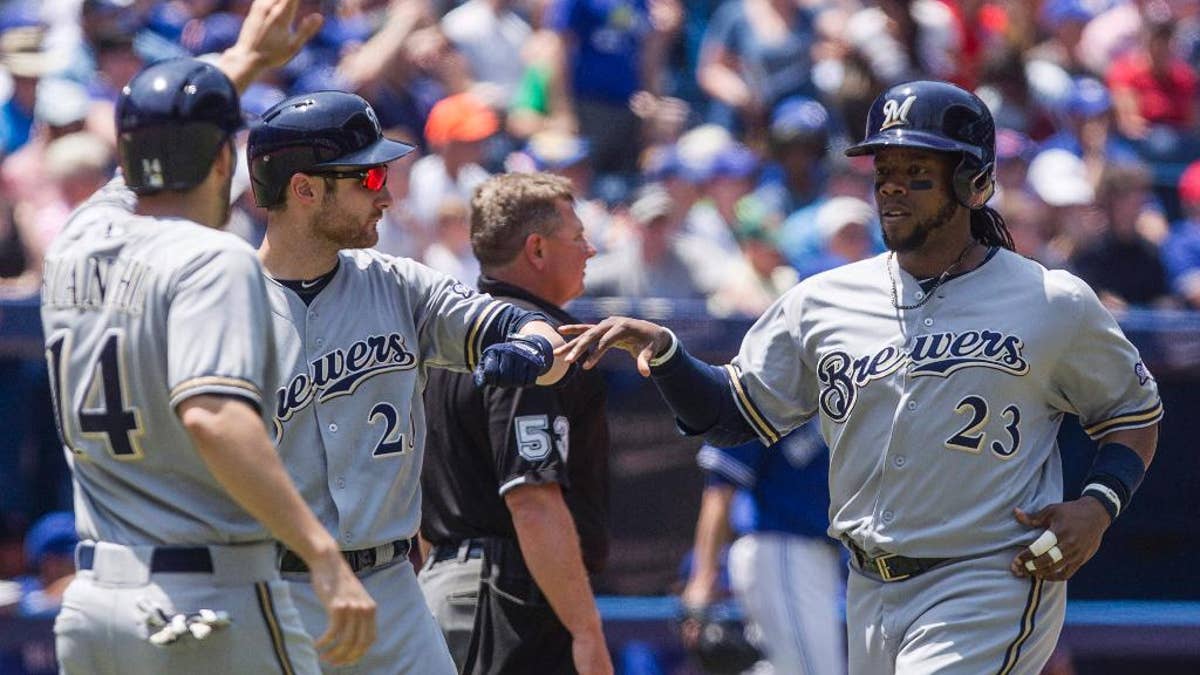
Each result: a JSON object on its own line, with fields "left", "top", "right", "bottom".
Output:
{"left": 1083, "top": 442, "right": 1145, "bottom": 520}
{"left": 648, "top": 329, "right": 679, "bottom": 368}
{"left": 1082, "top": 482, "right": 1121, "bottom": 521}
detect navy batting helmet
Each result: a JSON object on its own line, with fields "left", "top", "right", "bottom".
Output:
{"left": 116, "top": 58, "right": 243, "bottom": 195}
{"left": 846, "top": 80, "right": 996, "bottom": 209}
{"left": 247, "top": 91, "right": 415, "bottom": 208}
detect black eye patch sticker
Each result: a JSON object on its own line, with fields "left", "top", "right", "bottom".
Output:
{"left": 908, "top": 179, "right": 935, "bottom": 190}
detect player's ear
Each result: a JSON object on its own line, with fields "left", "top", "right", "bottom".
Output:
{"left": 289, "top": 173, "right": 319, "bottom": 205}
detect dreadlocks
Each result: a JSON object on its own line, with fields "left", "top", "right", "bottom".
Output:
{"left": 970, "top": 205, "right": 1015, "bottom": 251}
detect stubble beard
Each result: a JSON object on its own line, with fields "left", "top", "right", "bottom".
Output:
{"left": 882, "top": 198, "right": 959, "bottom": 253}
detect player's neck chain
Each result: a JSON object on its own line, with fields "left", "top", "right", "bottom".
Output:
{"left": 888, "top": 239, "right": 978, "bottom": 310}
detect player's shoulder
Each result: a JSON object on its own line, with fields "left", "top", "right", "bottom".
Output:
{"left": 990, "top": 248, "right": 1097, "bottom": 303}
{"left": 343, "top": 248, "right": 475, "bottom": 291}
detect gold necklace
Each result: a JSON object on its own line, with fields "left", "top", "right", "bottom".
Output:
{"left": 888, "top": 240, "right": 977, "bottom": 310}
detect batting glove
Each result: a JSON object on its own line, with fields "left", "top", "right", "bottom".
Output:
{"left": 473, "top": 334, "right": 554, "bottom": 388}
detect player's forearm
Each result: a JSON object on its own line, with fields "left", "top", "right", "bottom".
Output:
{"left": 506, "top": 484, "right": 605, "bottom": 639}
{"left": 179, "top": 395, "right": 340, "bottom": 563}
{"left": 519, "top": 320, "right": 571, "bottom": 385}
{"left": 650, "top": 336, "right": 757, "bottom": 446}
{"left": 1097, "top": 425, "right": 1158, "bottom": 468}
{"left": 683, "top": 485, "right": 735, "bottom": 604}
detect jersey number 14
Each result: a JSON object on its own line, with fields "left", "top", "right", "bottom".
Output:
{"left": 46, "top": 329, "right": 144, "bottom": 460}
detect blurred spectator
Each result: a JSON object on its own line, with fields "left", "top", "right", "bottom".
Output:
{"left": 1107, "top": 2, "right": 1198, "bottom": 142}
{"left": 754, "top": 96, "right": 835, "bottom": 272}
{"left": 506, "top": 5, "right": 576, "bottom": 141}
{"left": 975, "top": 46, "right": 1056, "bottom": 139}
{"left": 17, "top": 131, "right": 113, "bottom": 266}
{"left": 548, "top": 0, "right": 681, "bottom": 175}
{"left": 421, "top": 195, "right": 480, "bottom": 286}
{"left": 374, "top": 127, "right": 425, "bottom": 259}
{"left": 440, "top": 0, "right": 531, "bottom": 106}
{"left": 706, "top": 195, "right": 797, "bottom": 317}
{"left": 1026, "top": 147, "right": 1101, "bottom": 267}
{"left": 696, "top": 0, "right": 818, "bottom": 137}
{"left": 1069, "top": 162, "right": 1174, "bottom": 311}
{"left": 684, "top": 143, "right": 760, "bottom": 256}
{"left": 2, "top": 77, "right": 95, "bottom": 245}
{"left": 8, "top": 511, "right": 75, "bottom": 619}
{"left": 1161, "top": 159, "right": 1200, "bottom": 308}
{"left": 1041, "top": 76, "right": 1140, "bottom": 166}
{"left": 584, "top": 184, "right": 709, "bottom": 299}
{"left": 518, "top": 128, "right": 620, "bottom": 254}
{"left": 409, "top": 92, "right": 495, "bottom": 235}
{"left": 798, "top": 195, "right": 877, "bottom": 279}
{"left": 845, "top": 0, "right": 961, "bottom": 88}
{"left": 1029, "top": 0, "right": 1098, "bottom": 76}
{"left": 0, "top": 16, "right": 57, "bottom": 156}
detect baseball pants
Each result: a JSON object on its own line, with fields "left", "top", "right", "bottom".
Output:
{"left": 286, "top": 557, "right": 456, "bottom": 675}
{"left": 728, "top": 532, "right": 845, "bottom": 675}
{"left": 55, "top": 540, "right": 318, "bottom": 675}
{"left": 418, "top": 549, "right": 484, "bottom": 669}
{"left": 847, "top": 548, "right": 1066, "bottom": 674}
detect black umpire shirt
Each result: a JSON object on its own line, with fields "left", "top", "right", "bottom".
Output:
{"left": 420, "top": 276, "right": 610, "bottom": 573}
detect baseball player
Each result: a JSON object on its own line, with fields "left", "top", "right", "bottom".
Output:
{"left": 681, "top": 425, "right": 843, "bottom": 675}
{"left": 560, "top": 80, "right": 1162, "bottom": 674}
{"left": 246, "top": 92, "right": 573, "bottom": 674}
{"left": 39, "top": 3, "right": 378, "bottom": 672}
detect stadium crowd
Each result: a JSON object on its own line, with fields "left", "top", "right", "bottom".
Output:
{"left": 1, "top": 0, "right": 1199, "bottom": 661}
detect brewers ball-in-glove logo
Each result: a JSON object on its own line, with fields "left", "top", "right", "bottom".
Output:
{"left": 818, "top": 330, "right": 1029, "bottom": 421}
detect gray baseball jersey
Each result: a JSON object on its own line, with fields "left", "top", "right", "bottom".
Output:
{"left": 41, "top": 177, "right": 279, "bottom": 546}
{"left": 727, "top": 248, "right": 1162, "bottom": 559}
{"left": 266, "top": 249, "right": 506, "bottom": 552}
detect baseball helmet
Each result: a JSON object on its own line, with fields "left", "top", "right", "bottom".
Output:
{"left": 846, "top": 80, "right": 996, "bottom": 209}
{"left": 247, "top": 91, "right": 415, "bottom": 207}
{"left": 116, "top": 58, "right": 244, "bottom": 195}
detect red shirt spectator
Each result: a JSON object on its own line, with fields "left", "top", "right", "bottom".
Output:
{"left": 1106, "top": 51, "right": 1196, "bottom": 128}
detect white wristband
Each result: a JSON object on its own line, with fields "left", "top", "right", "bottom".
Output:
{"left": 648, "top": 329, "right": 679, "bottom": 367}
{"left": 1083, "top": 482, "right": 1122, "bottom": 517}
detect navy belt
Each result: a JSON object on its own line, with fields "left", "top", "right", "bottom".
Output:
{"left": 847, "top": 541, "right": 951, "bottom": 583}
{"left": 430, "top": 539, "right": 485, "bottom": 564}
{"left": 280, "top": 539, "right": 411, "bottom": 575}
{"left": 77, "top": 543, "right": 214, "bottom": 573}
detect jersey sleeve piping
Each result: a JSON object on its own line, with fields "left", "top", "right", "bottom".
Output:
{"left": 169, "top": 376, "right": 263, "bottom": 409}
{"left": 465, "top": 300, "right": 505, "bottom": 371}
{"left": 697, "top": 446, "right": 755, "bottom": 487}
{"left": 1083, "top": 400, "right": 1164, "bottom": 440}
{"left": 724, "top": 363, "right": 782, "bottom": 445}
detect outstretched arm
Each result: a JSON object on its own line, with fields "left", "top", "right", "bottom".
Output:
{"left": 558, "top": 317, "right": 756, "bottom": 446}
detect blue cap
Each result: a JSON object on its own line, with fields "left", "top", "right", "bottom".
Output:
{"left": 23, "top": 511, "right": 77, "bottom": 568}
{"left": 1067, "top": 77, "right": 1110, "bottom": 117}
{"left": 706, "top": 145, "right": 760, "bottom": 181}
{"left": 769, "top": 96, "right": 831, "bottom": 146}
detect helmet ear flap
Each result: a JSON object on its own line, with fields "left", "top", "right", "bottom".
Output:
{"left": 953, "top": 157, "right": 995, "bottom": 210}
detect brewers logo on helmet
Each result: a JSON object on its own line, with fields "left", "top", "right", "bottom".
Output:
{"left": 846, "top": 80, "right": 996, "bottom": 210}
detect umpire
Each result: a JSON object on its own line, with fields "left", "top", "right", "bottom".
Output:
{"left": 419, "top": 172, "right": 612, "bottom": 675}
